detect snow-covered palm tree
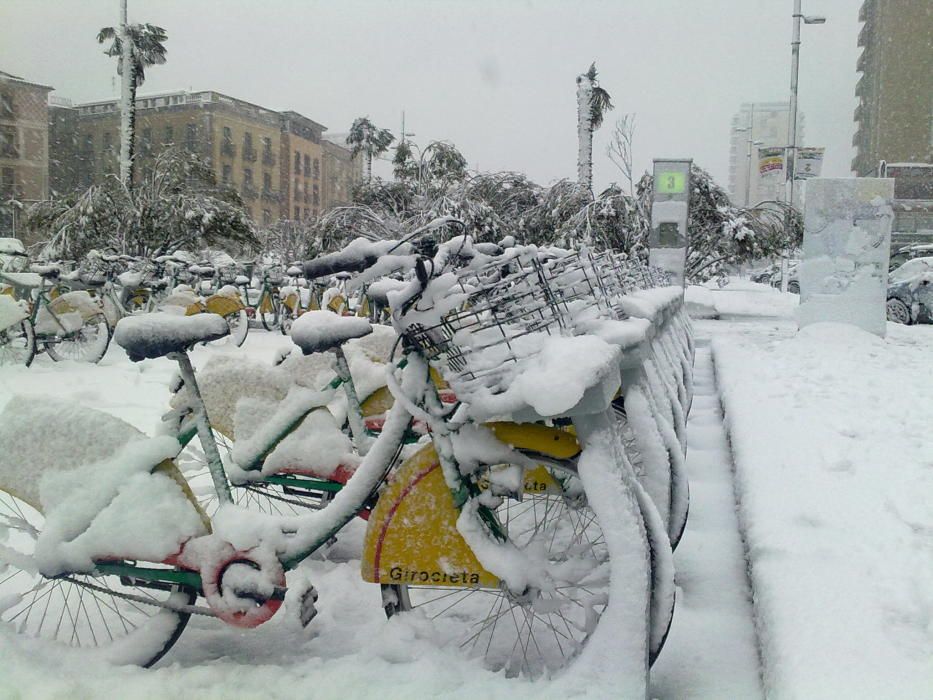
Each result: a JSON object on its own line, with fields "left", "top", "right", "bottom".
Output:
{"left": 576, "top": 62, "right": 613, "bottom": 193}
{"left": 347, "top": 117, "right": 394, "bottom": 183}
{"left": 98, "top": 13, "right": 167, "bottom": 187}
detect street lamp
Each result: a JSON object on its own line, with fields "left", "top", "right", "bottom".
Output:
{"left": 783, "top": 0, "right": 825, "bottom": 290}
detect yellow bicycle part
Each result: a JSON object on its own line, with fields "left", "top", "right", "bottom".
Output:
{"left": 361, "top": 443, "right": 498, "bottom": 588}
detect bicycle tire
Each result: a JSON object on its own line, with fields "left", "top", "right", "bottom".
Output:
{"left": 0, "top": 489, "right": 195, "bottom": 667}
{"left": 0, "top": 318, "right": 36, "bottom": 367}
{"left": 44, "top": 312, "right": 111, "bottom": 364}
{"left": 259, "top": 292, "right": 280, "bottom": 331}
{"left": 382, "top": 457, "right": 611, "bottom": 678}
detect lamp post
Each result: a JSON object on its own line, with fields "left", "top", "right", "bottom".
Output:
{"left": 783, "top": 0, "right": 825, "bottom": 290}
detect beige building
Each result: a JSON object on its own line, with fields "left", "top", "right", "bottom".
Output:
{"left": 0, "top": 70, "right": 53, "bottom": 236}
{"left": 50, "top": 90, "right": 361, "bottom": 225}
{"left": 728, "top": 102, "right": 805, "bottom": 207}
{"left": 852, "top": 0, "right": 933, "bottom": 176}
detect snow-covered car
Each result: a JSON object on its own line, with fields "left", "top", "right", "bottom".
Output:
{"left": 769, "top": 262, "right": 800, "bottom": 294}
{"left": 886, "top": 257, "right": 933, "bottom": 325}
{"left": 749, "top": 264, "right": 779, "bottom": 284}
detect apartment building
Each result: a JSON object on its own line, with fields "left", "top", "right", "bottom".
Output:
{"left": 0, "top": 70, "right": 53, "bottom": 236}
{"left": 49, "top": 89, "right": 360, "bottom": 224}
{"left": 852, "top": 0, "right": 933, "bottom": 176}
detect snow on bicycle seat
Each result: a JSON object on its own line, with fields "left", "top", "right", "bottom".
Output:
{"left": 234, "top": 275, "right": 250, "bottom": 285}
{"left": 115, "top": 311, "right": 230, "bottom": 361}
{"left": 0, "top": 271, "right": 43, "bottom": 288}
{"left": 290, "top": 310, "right": 372, "bottom": 355}
{"left": 118, "top": 270, "right": 144, "bottom": 288}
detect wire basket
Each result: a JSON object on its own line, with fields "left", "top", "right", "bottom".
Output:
{"left": 263, "top": 264, "right": 285, "bottom": 286}
{"left": 78, "top": 255, "right": 117, "bottom": 284}
{"left": 216, "top": 264, "right": 239, "bottom": 285}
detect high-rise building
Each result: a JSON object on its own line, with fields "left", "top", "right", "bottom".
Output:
{"left": 49, "top": 90, "right": 361, "bottom": 224}
{"left": 728, "top": 102, "right": 805, "bottom": 207}
{"left": 0, "top": 70, "right": 53, "bottom": 236}
{"left": 852, "top": 0, "right": 933, "bottom": 176}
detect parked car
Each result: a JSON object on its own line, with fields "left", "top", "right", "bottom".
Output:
{"left": 749, "top": 264, "right": 779, "bottom": 284}
{"left": 769, "top": 262, "right": 800, "bottom": 294}
{"left": 886, "top": 256, "right": 933, "bottom": 325}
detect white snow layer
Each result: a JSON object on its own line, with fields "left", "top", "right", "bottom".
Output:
{"left": 713, "top": 321, "right": 933, "bottom": 699}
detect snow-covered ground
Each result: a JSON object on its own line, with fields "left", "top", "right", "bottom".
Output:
{"left": 2, "top": 281, "right": 930, "bottom": 698}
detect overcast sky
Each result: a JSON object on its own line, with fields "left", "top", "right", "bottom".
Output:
{"left": 0, "top": 0, "right": 861, "bottom": 193}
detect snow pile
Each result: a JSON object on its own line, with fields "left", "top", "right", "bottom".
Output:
{"left": 618, "top": 285, "right": 684, "bottom": 323}
{"left": 34, "top": 291, "right": 102, "bottom": 335}
{"left": 0, "top": 294, "right": 28, "bottom": 330}
{"left": 714, "top": 321, "right": 933, "bottom": 698}
{"left": 0, "top": 397, "right": 206, "bottom": 576}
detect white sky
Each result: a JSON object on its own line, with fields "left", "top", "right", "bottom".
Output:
{"left": 0, "top": 0, "right": 861, "bottom": 193}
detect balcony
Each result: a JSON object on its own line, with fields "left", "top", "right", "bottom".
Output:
{"left": 241, "top": 183, "right": 258, "bottom": 199}
{"left": 857, "top": 22, "right": 871, "bottom": 48}
{"left": 221, "top": 141, "right": 236, "bottom": 158}
{"left": 242, "top": 146, "right": 257, "bottom": 162}
{"left": 262, "top": 151, "right": 276, "bottom": 167}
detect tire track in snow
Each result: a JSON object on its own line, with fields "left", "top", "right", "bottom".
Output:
{"left": 649, "top": 341, "right": 763, "bottom": 699}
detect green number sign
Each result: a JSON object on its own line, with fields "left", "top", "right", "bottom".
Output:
{"left": 656, "top": 171, "right": 686, "bottom": 194}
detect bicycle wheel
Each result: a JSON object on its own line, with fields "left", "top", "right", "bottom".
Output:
{"left": 0, "top": 489, "right": 195, "bottom": 667}
{"left": 0, "top": 319, "right": 36, "bottom": 367}
{"left": 382, "top": 458, "right": 610, "bottom": 678}
{"left": 44, "top": 313, "right": 111, "bottom": 364}
{"left": 205, "top": 310, "right": 249, "bottom": 348}
{"left": 258, "top": 293, "right": 280, "bottom": 331}
{"left": 177, "top": 430, "right": 331, "bottom": 517}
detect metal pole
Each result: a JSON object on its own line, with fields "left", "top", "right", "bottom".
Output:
{"left": 782, "top": 0, "right": 803, "bottom": 293}
{"left": 744, "top": 103, "right": 756, "bottom": 207}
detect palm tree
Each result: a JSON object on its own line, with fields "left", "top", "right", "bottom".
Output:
{"left": 347, "top": 117, "right": 394, "bottom": 183}
{"left": 576, "top": 62, "right": 613, "bottom": 194}
{"left": 98, "top": 13, "right": 167, "bottom": 187}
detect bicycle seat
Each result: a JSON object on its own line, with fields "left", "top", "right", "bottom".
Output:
{"left": 31, "top": 264, "right": 61, "bottom": 280}
{"left": 115, "top": 312, "right": 230, "bottom": 361}
{"left": 287, "top": 265, "right": 302, "bottom": 276}
{"left": 235, "top": 275, "right": 250, "bottom": 285}
{"left": 0, "top": 271, "right": 43, "bottom": 288}
{"left": 290, "top": 310, "right": 372, "bottom": 355}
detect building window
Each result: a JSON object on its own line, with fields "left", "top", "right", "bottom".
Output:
{"left": 293, "top": 151, "right": 300, "bottom": 175}
{"left": 243, "top": 132, "right": 256, "bottom": 161}
{"left": 222, "top": 126, "right": 234, "bottom": 156}
{"left": 0, "top": 93, "right": 13, "bottom": 118}
{"left": 81, "top": 133, "right": 94, "bottom": 153}
{"left": 313, "top": 158, "right": 320, "bottom": 179}
{"left": 141, "top": 127, "right": 152, "bottom": 153}
{"left": 303, "top": 154, "right": 311, "bottom": 177}
{"left": 263, "top": 171, "right": 272, "bottom": 193}
{"left": 312, "top": 184, "right": 319, "bottom": 206}
{"left": 243, "top": 168, "right": 253, "bottom": 185}
{"left": 304, "top": 208, "right": 309, "bottom": 220}
{"left": 294, "top": 206, "right": 300, "bottom": 220}
{"left": 262, "top": 209, "right": 272, "bottom": 226}
{"left": 1, "top": 167, "right": 15, "bottom": 197}
{"left": 0, "top": 126, "right": 18, "bottom": 159}
{"left": 222, "top": 164, "right": 232, "bottom": 184}
{"left": 164, "top": 125, "right": 174, "bottom": 145}
{"left": 294, "top": 178, "right": 299, "bottom": 195}
{"left": 102, "top": 131, "right": 112, "bottom": 152}
{"left": 186, "top": 123, "right": 197, "bottom": 151}
{"left": 262, "top": 137, "right": 274, "bottom": 166}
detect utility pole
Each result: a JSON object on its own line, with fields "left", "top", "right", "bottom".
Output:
{"left": 782, "top": 0, "right": 825, "bottom": 291}
{"left": 744, "top": 103, "right": 756, "bottom": 207}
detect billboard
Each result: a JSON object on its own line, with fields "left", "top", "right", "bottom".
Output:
{"left": 758, "top": 147, "right": 785, "bottom": 177}
{"left": 795, "top": 147, "right": 825, "bottom": 180}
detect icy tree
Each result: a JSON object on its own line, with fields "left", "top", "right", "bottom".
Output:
{"left": 98, "top": 7, "right": 167, "bottom": 187}
{"left": 638, "top": 165, "right": 803, "bottom": 283}
{"left": 347, "top": 117, "right": 395, "bottom": 182}
{"left": 576, "top": 63, "right": 613, "bottom": 194}
{"left": 27, "top": 148, "right": 255, "bottom": 259}
{"left": 258, "top": 218, "right": 325, "bottom": 263}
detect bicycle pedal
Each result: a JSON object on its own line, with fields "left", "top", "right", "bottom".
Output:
{"left": 298, "top": 584, "right": 319, "bottom": 627}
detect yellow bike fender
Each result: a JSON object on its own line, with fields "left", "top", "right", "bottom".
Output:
{"left": 361, "top": 444, "right": 498, "bottom": 588}
{"left": 154, "top": 459, "right": 212, "bottom": 534}
{"left": 204, "top": 295, "right": 244, "bottom": 317}
{"left": 185, "top": 301, "right": 206, "bottom": 316}
{"left": 327, "top": 294, "right": 347, "bottom": 314}
{"left": 282, "top": 292, "right": 300, "bottom": 313}
{"left": 360, "top": 385, "right": 394, "bottom": 418}
{"left": 487, "top": 421, "right": 582, "bottom": 460}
